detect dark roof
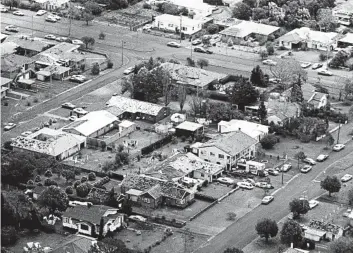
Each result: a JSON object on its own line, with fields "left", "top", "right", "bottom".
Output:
{"left": 62, "top": 205, "right": 117, "bottom": 225}
{"left": 51, "top": 235, "right": 93, "bottom": 253}
{"left": 8, "top": 38, "right": 50, "bottom": 52}
{"left": 1, "top": 54, "right": 34, "bottom": 72}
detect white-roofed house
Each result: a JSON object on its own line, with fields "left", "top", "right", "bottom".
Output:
{"left": 11, "top": 128, "right": 86, "bottom": 160}
{"left": 175, "top": 121, "right": 204, "bottom": 138}
{"left": 168, "top": 0, "right": 214, "bottom": 17}
{"left": 337, "top": 33, "right": 353, "bottom": 48}
{"left": 218, "top": 119, "right": 269, "bottom": 141}
{"left": 106, "top": 96, "right": 170, "bottom": 123}
{"left": 152, "top": 14, "right": 203, "bottom": 36}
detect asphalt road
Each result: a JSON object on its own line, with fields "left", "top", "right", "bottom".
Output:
{"left": 194, "top": 142, "right": 353, "bottom": 253}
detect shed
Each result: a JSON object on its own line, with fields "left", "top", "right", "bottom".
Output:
{"left": 175, "top": 121, "right": 204, "bottom": 138}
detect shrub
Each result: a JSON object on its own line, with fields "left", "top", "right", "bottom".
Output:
{"left": 73, "top": 180, "right": 81, "bottom": 188}
{"left": 260, "top": 135, "right": 278, "bottom": 149}
{"left": 1, "top": 226, "right": 18, "bottom": 246}
{"left": 107, "top": 59, "right": 113, "bottom": 69}
{"left": 99, "top": 31, "right": 106, "bottom": 40}
{"left": 76, "top": 182, "right": 92, "bottom": 197}
{"left": 3, "top": 140, "right": 12, "bottom": 150}
{"left": 206, "top": 24, "right": 219, "bottom": 34}
{"left": 44, "top": 178, "right": 57, "bottom": 186}
{"left": 27, "top": 180, "right": 34, "bottom": 185}
{"left": 19, "top": 2, "right": 31, "bottom": 9}
{"left": 35, "top": 175, "right": 41, "bottom": 182}
{"left": 41, "top": 224, "right": 56, "bottom": 233}
{"left": 44, "top": 170, "right": 52, "bottom": 177}
{"left": 266, "top": 43, "right": 274, "bottom": 55}
{"left": 81, "top": 176, "right": 88, "bottom": 183}
{"left": 171, "top": 136, "right": 178, "bottom": 144}
{"left": 91, "top": 63, "right": 100, "bottom": 75}
{"left": 88, "top": 172, "right": 96, "bottom": 181}
{"left": 319, "top": 52, "right": 327, "bottom": 61}
{"left": 65, "top": 186, "right": 74, "bottom": 195}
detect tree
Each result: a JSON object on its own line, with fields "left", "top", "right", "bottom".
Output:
{"left": 290, "top": 82, "right": 304, "bottom": 103}
{"left": 206, "top": 24, "right": 219, "bottom": 34}
{"left": 121, "top": 199, "right": 132, "bottom": 216}
{"left": 208, "top": 102, "right": 244, "bottom": 123}
{"left": 63, "top": 170, "right": 75, "bottom": 182}
{"left": 186, "top": 57, "right": 196, "bottom": 67}
{"left": 226, "top": 76, "right": 259, "bottom": 110}
{"left": 324, "top": 132, "right": 335, "bottom": 148}
{"left": 289, "top": 198, "right": 310, "bottom": 219}
{"left": 328, "top": 238, "right": 353, "bottom": 253}
{"left": 348, "top": 188, "right": 353, "bottom": 206}
{"left": 251, "top": 65, "right": 266, "bottom": 87}
{"left": 81, "top": 36, "right": 95, "bottom": 49}
{"left": 266, "top": 43, "right": 275, "bottom": 55}
{"left": 115, "top": 152, "right": 130, "bottom": 166}
{"left": 280, "top": 220, "right": 303, "bottom": 246}
{"left": 252, "top": 7, "right": 268, "bottom": 20}
{"left": 85, "top": 1, "right": 103, "bottom": 15}
{"left": 3, "top": 0, "right": 19, "bottom": 10}
{"left": 197, "top": 58, "right": 209, "bottom": 69}
{"left": 258, "top": 101, "right": 267, "bottom": 123}
{"left": 89, "top": 238, "right": 131, "bottom": 253}
{"left": 178, "top": 84, "right": 187, "bottom": 112}
{"left": 83, "top": 11, "right": 94, "bottom": 25}
{"left": 260, "top": 135, "right": 278, "bottom": 149}
{"left": 223, "top": 248, "right": 244, "bottom": 253}
{"left": 329, "top": 51, "right": 349, "bottom": 69}
{"left": 189, "top": 95, "right": 205, "bottom": 120}
{"left": 76, "top": 182, "right": 92, "bottom": 198}
{"left": 232, "top": 2, "right": 252, "bottom": 20}
{"left": 161, "top": 3, "right": 179, "bottom": 15}
{"left": 321, "top": 176, "right": 341, "bottom": 197}
{"left": 317, "top": 8, "right": 337, "bottom": 32}
{"left": 91, "top": 63, "right": 100, "bottom": 75}
{"left": 259, "top": 50, "right": 268, "bottom": 60}
{"left": 294, "top": 151, "right": 306, "bottom": 170}
{"left": 38, "top": 186, "right": 69, "bottom": 214}
{"left": 256, "top": 218, "right": 279, "bottom": 243}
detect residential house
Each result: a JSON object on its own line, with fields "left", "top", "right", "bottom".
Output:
{"left": 152, "top": 14, "right": 203, "bottom": 36}
{"left": 106, "top": 96, "right": 170, "bottom": 123}
{"left": 307, "top": 92, "right": 328, "bottom": 109}
{"left": 215, "top": 18, "right": 242, "bottom": 31}
{"left": 175, "top": 121, "right": 204, "bottom": 138}
{"left": 36, "top": 65, "right": 71, "bottom": 81}
{"left": 6, "top": 36, "right": 51, "bottom": 57}
{"left": 1, "top": 77, "right": 12, "bottom": 99}
{"left": 160, "top": 62, "right": 225, "bottom": 89}
{"left": 11, "top": 128, "right": 86, "bottom": 161}
{"left": 218, "top": 119, "right": 269, "bottom": 141}
{"left": 146, "top": 152, "right": 224, "bottom": 183}
{"left": 192, "top": 131, "right": 258, "bottom": 169}
{"left": 0, "top": 33, "right": 8, "bottom": 43}
{"left": 333, "top": 1, "right": 353, "bottom": 26}
{"left": 304, "top": 219, "right": 343, "bottom": 242}
{"left": 121, "top": 174, "right": 194, "bottom": 208}
{"left": 337, "top": 33, "right": 353, "bottom": 48}
{"left": 50, "top": 235, "right": 95, "bottom": 253}
{"left": 62, "top": 205, "right": 126, "bottom": 237}
{"left": 168, "top": 0, "right": 214, "bottom": 17}
{"left": 34, "top": 0, "right": 70, "bottom": 11}
{"left": 219, "top": 20, "right": 280, "bottom": 42}
{"left": 1, "top": 42, "right": 18, "bottom": 56}
{"left": 277, "top": 27, "right": 339, "bottom": 51}
{"left": 1, "top": 54, "right": 34, "bottom": 79}
{"left": 63, "top": 110, "right": 119, "bottom": 138}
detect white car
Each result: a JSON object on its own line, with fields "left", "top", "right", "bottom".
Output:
{"left": 36, "top": 10, "right": 47, "bottom": 16}
{"left": 255, "top": 182, "right": 274, "bottom": 189}
{"left": 243, "top": 178, "right": 255, "bottom": 185}
{"left": 142, "top": 24, "right": 152, "bottom": 30}
{"left": 280, "top": 163, "right": 292, "bottom": 172}
{"left": 318, "top": 69, "right": 333, "bottom": 76}
{"left": 44, "top": 34, "right": 56, "bottom": 40}
{"left": 341, "top": 174, "right": 353, "bottom": 182}
{"left": 301, "top": 165, "right": 312, "bottom": 173}
{"left": 237, "top": 182, "right": 254, "bottom": 190}
{"left": 301, "top": 62, "right": 311, "bottom": 68}
{"left": 45, "top": 16, "right": 57, "bottom": 23}
{"left": 262, "top": 59, "right": 277, "bottom": 66}
{"left": 167, "top": 41, "right": 181, "bottom": 48}
{"left": 192, "top": 39, "right": 202, "bottom": 45}
{"left": 217, "top": 177, "right": 235, "bottom": 185}
{"left": 261, "top": 195, "right": 274, "bottom": 205}
{"left": 303, "top": 158, "right": 316, "bottom": 165}
{"left": 13, "top": 11, "right": 24, "bottom": 16}
{"left": 308, "top": 200, "right": 319, "bottom": 209}
{"left": 316, "top": 154, "right": 329, "bottom": 162}
{"left": 333, "top": 144, "right": 345, "bottom": 151}
{"left": 69, "top": 201, "right": 93, "bottom": 207}
{"left": 69, "top": 75, "right": 87, "bottom": 83}
{"left": 21, "top": 131, "right": 32, "bottom": 137}
{"left": 4, "top": 123, "right": 17, "bottom": 131}
{"left": 124, "top": 66, "right": 135, "bottom": 75}
{"left": 1, "top": 7, "right": 8, "bottom": 12}
{"left": 62, "top": 102, "right": 76, "bottom": 109}
{"left": 50, "top": 13, "right": 61, "bottom": 20}
{"left": 5, "top": 25, "right": 19, "bottom": 32}
{"left": 56, "top": 37, "right": 68, "bottom": 42}
{"left": 268, "top": 78, "right": 281, "bottom": 84}
{"left": 73, "top": 108, "right": 88, "bottom": 115}
{"left": 69, "top": 116, "right": 78, "bottom": 121}
{"left": 312, "top": 63, "right": 323, "bottom": 70}
{"left": 72, "top": 39, "right": 84, "bottom": 45}
{"left": 129, "top": 215, "right": 147, "bottom": 222}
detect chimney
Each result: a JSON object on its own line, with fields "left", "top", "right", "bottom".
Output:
{"left": 238, "top": 128, "right": 241, "bottom": 131}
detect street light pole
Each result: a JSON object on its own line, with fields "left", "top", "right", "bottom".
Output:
{"left": 179, "top": 14, "right": 182, "bottom": 44}
{"left": 32, "top": 15, "right": 34, "bottom": 37}
{"left": 337, "top": 120, "right": 341, "bottom": 144}
{"left": 121, "top": 40, "right": 125, "bottom": 65}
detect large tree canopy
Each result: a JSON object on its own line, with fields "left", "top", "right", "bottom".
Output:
{"left": 38, "top": 186, "right": 69, "bottom": 214}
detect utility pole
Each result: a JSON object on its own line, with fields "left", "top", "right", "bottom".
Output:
{"left": 337, "top": 120, "right": 341, "bottom": 144}
{"left": 31, "top": 15, "right": 34, "bottom": 37}
{"left": 179, "top": 14, "right": 182, "bottom": 43}
{"left": 68, "top": 16, "right": 72, "bottom": 37}
{"left": 121, "top": 40, "right": 124, "bottom": 65}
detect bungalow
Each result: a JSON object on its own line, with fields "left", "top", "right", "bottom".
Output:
{"left": 277, "top": 27, "right": 339, "bottom": 51}
{"left": 11, "top": 128, "right": 86, "bottom": 161}
{"left": 152, "top": 14, "right": 203, "bottom": 36}
{"left": 34, "top": 0, "right": 70, "bottom": 11}
{"left": 1, "top": 54, "right": 34, "bottom": 79}
{"left": 304, "top": 219, "right": 343, "bottom": 242}
{"left": 219, "top": 20, "right": 280, "bottom": 42}
{"left": 121, "top": 174, "right": 194, "bottom": 209}
{"left": 50, "top": 235, "right": 95, "bottom": 253}
{"left": 6, "top": 37, "right": 51, "bottom": 57}
{"left": 337, "top": 33, "right": 353, "bottom": 48}
{"left": 62, "top": 205, "right": 126, "bottom": 237}
{"left": 218, "top": 119, "right": 269, "bottom": 141}
{"left": 307, "top": 92, "right": 328, "bottom": 109}
{"left": 36, "top": 65, "right": 71, "bottom": 81}
{"left": 193, "top": 131, "right": 258, "bottom": 169}
{"left": 106, "top": 96, "right": 170, "bottom": 123}
{"left": 175, "top": 121, "right": 204, "bottom": 138}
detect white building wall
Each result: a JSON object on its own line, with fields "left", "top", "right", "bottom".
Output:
{"left": 197, "top": 146, "right": 233, "bottom": 167}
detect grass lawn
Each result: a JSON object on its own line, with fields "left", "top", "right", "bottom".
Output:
{"left": 200, "top": 183, "right": 233, "bottom": 199}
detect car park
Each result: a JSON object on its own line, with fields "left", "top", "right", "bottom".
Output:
{"left": 308, "top": 200, "right": 319, "bottom": 209}
{"left": 73, "top": 108, "right": 88, "bottom": 115}
{"left": 44, "top": 34, "right": 56, "bottom": 40}
{"left": 194, "top": 46, "right": 213, "bottom": 54}
{"left": 167, "top": 41, "right": 181, "bottom": 48}
{"left": 301, "top": 62, "right": 311, "bottom": 68}
{"left": 261, "top": 195, "right": 274, "bottom": 205}
{"left": 129, "top": 215, "right": 147, "bottom": 222}
{"left": 237, "top": 181, "right": 254, "bottom": 190}
{"left": 341, "top": 174, "right": 352, "bottom": 182}
{"left": 13, "top": 11, "right": 24, "bottom": 16}
{"left": 124, "top": 66, "right": 135, "bottom": 75}
{"left": 36, "top": 10, "right": 47, "bottom": 16}
{"left": 69, "top": 116, "right": 78, "bottom": 121}
{"left": 5, "top": 25, "right": 19, "bottom": 32}
{"left": 217, "top": 177, "right": 235, "bottom": 185}
{"left": 61, "top": 102, "right": 76, "bottom": 109}
{"left": 303, "top": 158, "right": 316, "bottom": 165}
{"left": 316, "top": 154, "right": 328, "bottom": 162}
{"left": 192, "top": 39, "right": 202, "bottom": 45}
{"left": 262, "top": 59, "right": 277, "bottom": 66}
{"left": 69, "top": 75, "right": 87, "bottom": 83}
{"left": 4, "top": 123, "right": 17, "bottom": 131}
{"left": 301, "top": 165, "right": 312, "bottom": 173}
{"left": 255, "top": 182, "right": 274, "bottom": 189}
{"left": 266, "top": 169, "right": 279, "bottom": 176}
{"left": 333, "top": 144, "right": 345, "bottom": 151}
{"left": 318, "top": 69, "right": 333, "bottom": 76}
{"left": 312, "top": 63, "right": 323, "bottom": 70}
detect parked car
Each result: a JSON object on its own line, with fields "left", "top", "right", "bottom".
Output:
{"left": 266, "top": 169, "right": 279, "bottom": 176}
{"left": 49, "top": 14, "right": 61, "bottom": 20}
{"left": 312, "top": 63, "right": 323, "bottom": 70}
{"left": 237, "top": 181, "right": 254, "bottom": 190}
{"left": 44, "top": 34, "right": 56, "bottom": 40}
{"left": 308, "top": 200, "right": 319, "bottom": 209}
{"left": 316, "top": 154, "right": 329, "bottom": 162}
{"left": 69, "top": 75, "right": 87, "bottom": 83}
{"left": 129, "top": 215, "right": 147, "bottom": 222}
{"left": 243, "top": 178, "right": 255, "bottom": 185}
{"left": 4, "top": 123, "right": 17, "bottom": 131}
{"left": 333, "top": 144, "right": 345, "bottom": 151}
{"left": 280, "top": 163, "right": 292, "bottom": 172}
{"left": 13, "top": 11, "right": 24, "bottom": 16}
{"left": 192, "top": 39, "right": 202, "bottom": 45}
{"left": 55, "top": 36, "right": 68, "bottom": 42}
{"left": 72, "top": 39, "right": 83, "bottom": 45}
{"left": 341, "top": 174, "right": 353, "bottom": 182}
{"left": 217, "top": 177, "right": 235, "bottom": 185}
{"left": 73, "top": 108, "right": 88, "bottom": 115}
{"left": 167, "top": 41, "right": 181, "bottom": 48}
{"left": 69, "top": 201, "right": 93, "bottom": 207}
{"left": 303, "top": 158, "right": 316, "bottom": 165}
{"left": 0, "top": 6, "right": 8, "bottom": 12}
{"left": 301, "top": 165, "right": 312, "bottom": 173}
{"left": 230, "top": 170, "right": 248, "bottom": 177}
{"left": 258, "top": 170, "right": 269, "bottom": 177}
{"left": 261, "top": 195, "right": 274, "bottom": 205}
{"left": 36, "top": 10, "right": 47, "bottom": 16}
{"left": 194, "top": 46, "right": 213, "bottom": 54}
{"left": 301, "top": 62, "right": 311, "bottom": 68}
{"left": 69, "top": 116, "right": 78, "bottom": 121}
{"left": 5, "top": 25, "right": 19, "bottom": 32}
{"left": 255, "top": 182, "right": 274, "bottom": 189}
{"left": 318, "top": 69, "right": 333, "bottom": 76}
{"left": 262, "top": 59, "right": 277, "bottom": 66}
{"left": 61, "top": 102, "right": 76, "bottom": 109}
{"left": 268, "top": 78, "right": 281, "bottom": 84}
{"left": 45, "top": 16, "right": 57, "bottom": 23}
{"left": 124, "top": 66, "right": 135, "bottom": 75}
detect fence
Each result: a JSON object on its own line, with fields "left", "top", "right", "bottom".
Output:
{"left": 142, "top": 30, "right": 181, "bottom": 40}
{"left": 141, "top": 134, "right": 174, "bottom": 155}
